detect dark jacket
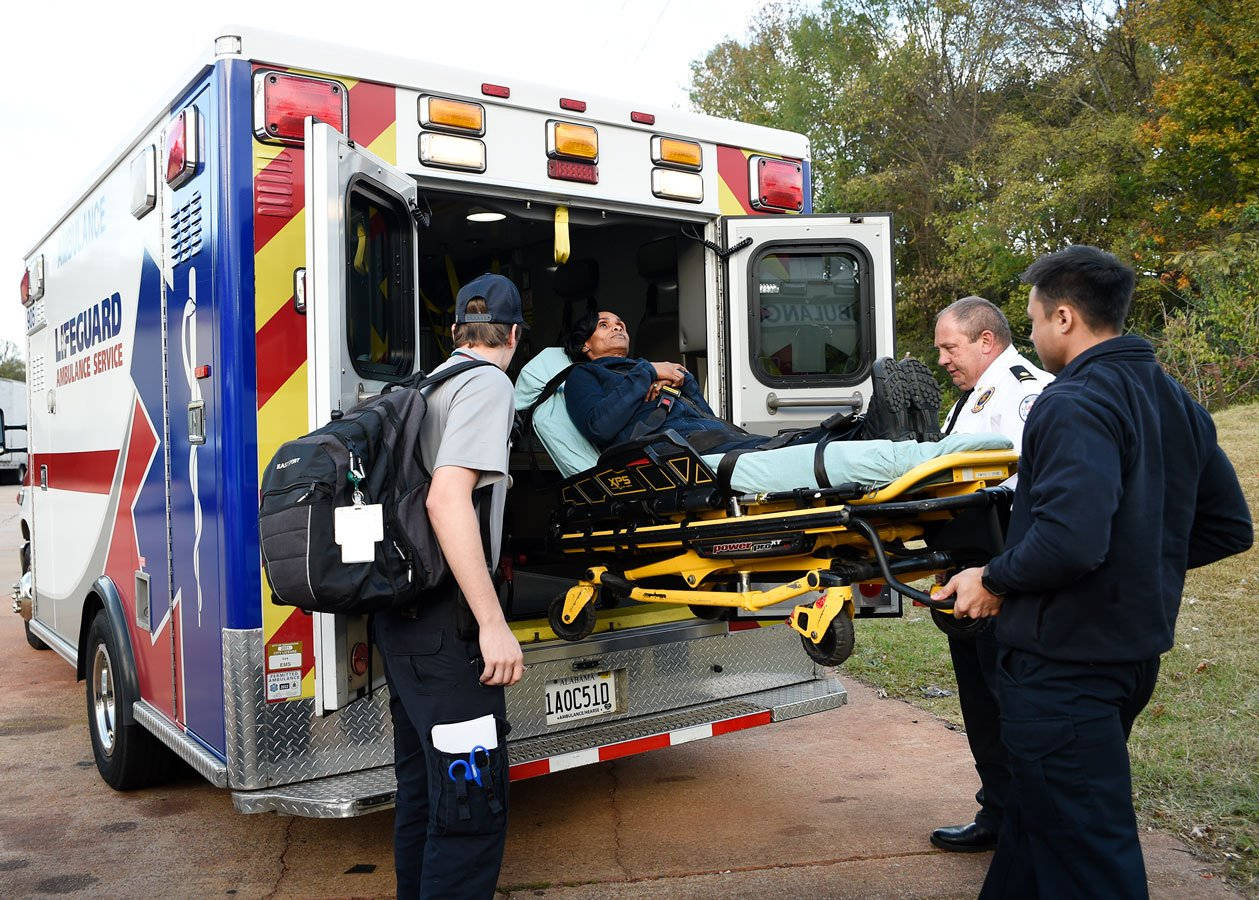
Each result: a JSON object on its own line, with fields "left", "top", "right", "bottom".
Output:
{"left": 985, "top": 335, "right": 1252, "bottom": 662}
{"left": 564, "top": 356, "right": 762, "bottom": 453}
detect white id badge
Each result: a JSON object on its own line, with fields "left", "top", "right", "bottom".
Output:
{"left": 333, "top": 503, "right": 384, "bottom": 563}
{"left": 431, "top": 714, "right": 499, "bottom": 754}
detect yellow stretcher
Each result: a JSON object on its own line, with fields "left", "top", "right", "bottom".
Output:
{"left": 542, "top": 432, "right": 1016, "bottom": 665}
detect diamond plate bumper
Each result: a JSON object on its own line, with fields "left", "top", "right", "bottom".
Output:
{"left": 230, "top": 675, "right": 847, "bottom": 817}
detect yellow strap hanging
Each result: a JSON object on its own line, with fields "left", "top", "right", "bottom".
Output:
{"left": 554, "top": 206, "right": 570, "bottom": 264}
{"left": 353, "top": 222, "right": 369, "bottom": 274}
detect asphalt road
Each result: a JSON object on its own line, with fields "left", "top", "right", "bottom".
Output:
{"left": 0, "top": 491, "right": 1237, "bottom": 898}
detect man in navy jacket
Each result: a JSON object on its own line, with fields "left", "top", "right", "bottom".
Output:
{"left": 938, "top": 245, "right": 1252, "bottom": 898}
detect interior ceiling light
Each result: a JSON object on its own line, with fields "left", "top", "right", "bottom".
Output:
{"left": 467, "top": 209, "right": 506, "bottom": 223}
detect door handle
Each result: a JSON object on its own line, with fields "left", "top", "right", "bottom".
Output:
{"left": 188, "top": 400, "right": 206, "bottom": 444}
{"left": 766, "top": 392, "right": 863, "bottom": 414}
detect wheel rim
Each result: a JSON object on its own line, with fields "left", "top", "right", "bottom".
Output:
{"left": 91, "top": 643, "right": 117, "bottom": 757}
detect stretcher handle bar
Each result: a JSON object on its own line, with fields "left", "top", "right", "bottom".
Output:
{"left": 827, "top": 550, "right": 956, "bottom": 586}
{"left": 845, "top": 516, "right": 950, "bottom": 609}
{"left": 766, "top": 392, "right": 862, "bottom": 413}
{"left": 853, "top": 485, "right": 1012, "bottom": 519}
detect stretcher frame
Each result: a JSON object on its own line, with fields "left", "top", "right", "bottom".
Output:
{"left": 542, "top": 432, "right": 1016, "bottom": 664}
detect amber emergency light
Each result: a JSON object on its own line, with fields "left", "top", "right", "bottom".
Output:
{"left": 548, "top": 121, "right": 599, "bottom": 162}
{"left": 419, "top": 96, "right": 485, "bottom": 135}
{"left": 652, "top": 137, "right": 702, "bottom": 170}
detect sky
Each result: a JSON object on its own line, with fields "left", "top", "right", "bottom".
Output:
{"left": 0, "top": 0, "right": 778, "bottom": 357}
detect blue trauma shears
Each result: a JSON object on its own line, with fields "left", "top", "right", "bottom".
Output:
{"left": 447, "top": 746, "right": 490, "bottom": 787}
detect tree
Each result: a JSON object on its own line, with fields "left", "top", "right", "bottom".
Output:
{"left": 0, "top": 341, "right": 25, "bottom": 382}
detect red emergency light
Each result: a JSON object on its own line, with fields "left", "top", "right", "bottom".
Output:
{"left": 547, "top": 159, "right": 598, "bottom": 184}
{"left": 481, "top": 82, "right": 511, "bottom": 98}
{"left": 19, "top": 269, "right": 30, "bottom": 307}
{"left": 165, "top": 107, "right": 201, "bottom": 189}
{"left": 256, "top": 71, "right": 347, "bottom": 144}
{"left": 631, "top": 111, "right": 655, "bottom": 125}
{"left": 751, "top": 156, "right": 804, "bottom": 213}
{"left": 559, "top": 97, "right": 586, "bottom": 112}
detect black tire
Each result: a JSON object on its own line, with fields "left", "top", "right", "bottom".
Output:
{"left": 20, "top": 541, "right": 30, "bottom": 574}
{"left": 801, "top": 613, "right": 856, "bottom": 667}
{"left": 548, "top": 594, "right": 597, "bottom": 641}
{"left": 930, "top": 607, "right": 993, "bottom": 639}
{"left": 17, "top": 464, "right": 27, "bottom": 485}
{"left": 85, "top": 611, "right": 176, "bottom": 790}
{"left": 24, "top": 619, "right": 48, "bottom": 651}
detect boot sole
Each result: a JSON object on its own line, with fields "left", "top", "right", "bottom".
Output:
{"left": 866, "top": 358, "right": 915, "bottom": 442}
{"left": 897, "top": 358, "right": 942, "bottom": 442}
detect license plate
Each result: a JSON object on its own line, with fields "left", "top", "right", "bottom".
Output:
{"left": 544, "top": 671, "right": 618, "bottom": 726}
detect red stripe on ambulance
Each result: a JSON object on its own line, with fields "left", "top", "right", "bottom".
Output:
{"left": 30, "top": 449, "right": 120, "bottom": 494}
{"left": 507, "top": 710, "right": 773, "bottom": 781}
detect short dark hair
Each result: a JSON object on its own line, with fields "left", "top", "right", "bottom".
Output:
{"left": 452, "top": 299, "right": 514, "bottom": 348}
{"left": 1020, "top": 245, "right": 1134, "bottom": 333}
{"left": 936, "top": 296, "right": 1012, "bottom": 347}
{"left": 564, "top": 309, "right": 601, "bottom": 361}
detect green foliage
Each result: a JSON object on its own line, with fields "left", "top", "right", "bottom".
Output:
{"left": 689, "top": 0, "right": 1259, "bottom": 406}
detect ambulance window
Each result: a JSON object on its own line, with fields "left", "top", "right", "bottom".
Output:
{"left": 345, "top": 183, "right": 416, "bottom": 380}
{"left": 751, "top": 248, "right": 867, "bottom": 384}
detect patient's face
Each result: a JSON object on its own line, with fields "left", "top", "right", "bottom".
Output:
{"left": 584, "top": 312, "right": 630, "bottom": 359}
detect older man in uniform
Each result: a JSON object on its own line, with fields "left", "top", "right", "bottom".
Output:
{"left": 929, "top": 295, "right": 1052, "bottom": 853}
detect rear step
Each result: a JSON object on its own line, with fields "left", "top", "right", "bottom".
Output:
{"left": 231, "top": 676, "right": 847, "bottom": 817}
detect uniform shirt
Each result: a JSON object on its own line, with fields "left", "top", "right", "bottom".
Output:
{"left": 418, "top": 348, "right": 515, "bottom": 567}
{"left": 943, "top": 344, "right": 1053, "bottom": 453}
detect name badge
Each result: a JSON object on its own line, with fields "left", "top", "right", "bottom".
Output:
{"left": 334, "top": 503, "right": 384, "bottom": 563}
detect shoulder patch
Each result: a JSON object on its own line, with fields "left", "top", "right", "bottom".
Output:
{"left": 1018, "top": 393, "right": 1040, "bottom": 421}
{"left": 971, "top": 387, "right": 995, "bottom": 414}
{"left": 1009, "top": 364, "right": 1037, "bottom": 383}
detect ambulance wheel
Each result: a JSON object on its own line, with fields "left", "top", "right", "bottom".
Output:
{"left": 24, "top": 620, "right": 47, "bottom": 651}
{"left": 548, "top": 595, "right": 596, "bottom": 641}
{"left": 85, "top": 611, "right": 175, "bottom": 790}
{"left": 930, "top": 607, "right": 992, "bottom": 639}
{"left": 801, "top": 613, "right": 855, "bottom": 667}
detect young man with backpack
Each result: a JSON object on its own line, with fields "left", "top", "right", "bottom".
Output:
{"left": 373, "top": 273, "right": 526, "bottom": 899}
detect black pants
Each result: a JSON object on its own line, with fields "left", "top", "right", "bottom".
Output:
{"left": 374, "top": 603, "right": 510, "bottom": 900}
{"left": 980, "top": 646, "right": 1160, "bottom": 900}
{"left": 948, "top": 628, "right": 1009, "bottom": 831}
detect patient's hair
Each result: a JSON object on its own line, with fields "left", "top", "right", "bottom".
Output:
{"left": 564, "top": 310, "right": 601, "bottom": 361}
{"left": 1020, "top": 245, "right": 1133, "bottom": 333}
{"left": 452, "top": 299, "right": 514, "bottom": 348}
{"left": 936, "top": 296, "right": 1012, "bottom": 347}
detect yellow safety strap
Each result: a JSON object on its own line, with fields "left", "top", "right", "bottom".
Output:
{"left": 353, "top": 222, "right": 368, "bottom": 274}
{"left": 554, "top": 206, "right": 570, "bottom": 264}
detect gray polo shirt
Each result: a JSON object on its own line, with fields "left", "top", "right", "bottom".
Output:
{"left": 418, "top": 348, "right": 514, "bottom": 567}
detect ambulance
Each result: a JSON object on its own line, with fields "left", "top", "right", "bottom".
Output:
{"left": 13, "top": 28, "right": 902, "bottom": 816}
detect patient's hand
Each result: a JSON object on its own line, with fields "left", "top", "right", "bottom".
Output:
{"left": 651, "top": 361, "right": 687, "bottom": 387}
{"left": 646, "top": 380, "right": 667, "bottom": 403}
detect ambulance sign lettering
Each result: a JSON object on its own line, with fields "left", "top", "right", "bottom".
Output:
{"left": 265, "top": 641, "right": 304, "bottom": 702}
{"left": 54, "top": 292, "right": 126, "bottom": 386}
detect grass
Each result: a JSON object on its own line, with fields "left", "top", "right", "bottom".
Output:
{"left": 846, "top": 402, "right": 1259, "bottom": 890}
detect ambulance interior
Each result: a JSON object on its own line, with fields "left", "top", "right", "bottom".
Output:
{"left": 395, "top": 190, "right": 708, "bottom": 618}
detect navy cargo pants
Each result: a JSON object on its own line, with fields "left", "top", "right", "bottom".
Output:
{"left": 375, "top": 601, "right": 510, "bottom": 900}
{"left": 948, "top": 627, "right": 1010, "bottom": 832}
{"left": 980, "top": 646, "right": 1159, "bottom": 900}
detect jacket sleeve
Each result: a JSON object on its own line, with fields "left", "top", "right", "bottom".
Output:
{"left": 1187, "top": 443, "right": 1253, "bottom": 568}
{"left": 985, "top": 394, "right": 1125, "bottom": 593}
{"left": 680, "top": 372, "right": 715, "bottom": 416}
{"left": 564, "top": 359, "right": 655, "bottom": 447}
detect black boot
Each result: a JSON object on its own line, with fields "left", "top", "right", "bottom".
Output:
{"left": 861, "top": 357, "right": 916, "bottom": 441}
{"left": 897, "top": 357, "right": 942, "bottom": 442}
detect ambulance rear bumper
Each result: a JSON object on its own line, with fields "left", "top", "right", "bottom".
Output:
{"left": 229, "top": 675, "right": 847, "bottom": 817}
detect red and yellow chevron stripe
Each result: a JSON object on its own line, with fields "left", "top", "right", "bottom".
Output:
{"left": 253, "top": 66, "right": 397, "bottom": 700}
{"left": 716, "top": 145, "right": 801, "bottom": 216}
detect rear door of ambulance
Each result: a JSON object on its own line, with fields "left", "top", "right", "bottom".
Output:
{"left": 304, "top": 118, "right": 428, "bottom": 713}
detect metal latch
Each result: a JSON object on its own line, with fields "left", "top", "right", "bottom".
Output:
{"left": 188, "top": 400, "right": 206, "bottom": 444}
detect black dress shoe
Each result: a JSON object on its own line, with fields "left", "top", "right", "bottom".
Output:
{"left": 930, "top": 820, "right": 998, "bottom": 852}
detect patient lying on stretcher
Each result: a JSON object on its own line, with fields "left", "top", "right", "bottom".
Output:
{"left": 561, "top": 310, "right": 944, "bottom": 454}
{"left": 513, "top": 313, "right": 1014, "bottom": 494}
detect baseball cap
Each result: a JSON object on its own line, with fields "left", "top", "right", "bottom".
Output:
{"left": 455, "top": 273, "right": 525, "bottom": 325}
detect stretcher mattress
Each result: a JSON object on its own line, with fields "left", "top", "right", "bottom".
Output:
{"left": 514, "top": 347, "right": 1013, "bottom": 488}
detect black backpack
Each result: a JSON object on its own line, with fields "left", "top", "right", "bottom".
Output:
{"left": 258, "top": 360, "right": 494, "bottom": 615}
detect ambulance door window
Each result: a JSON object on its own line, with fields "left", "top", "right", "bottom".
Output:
{"left": 751, "top": 248, "right": 868, "bottom": 384}
{"left": 344, "top": 180, "right": 416, "bottom": 380}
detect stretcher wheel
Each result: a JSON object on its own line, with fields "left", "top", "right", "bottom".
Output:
{"left": 930, "top": 607, "right": 992, "bottom": 640}
{"left": 801, "top": 613, "right": 855, "bottom": 667}
{"left": 548, "top": 594, "right": 597, "bottom": 641}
